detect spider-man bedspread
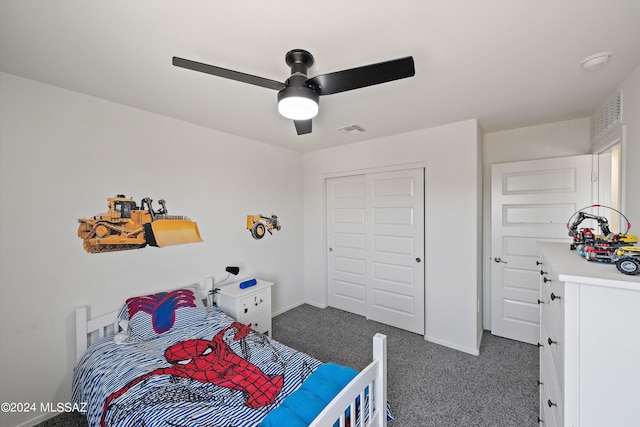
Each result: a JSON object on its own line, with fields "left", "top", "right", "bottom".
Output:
{"left": 72, "top": 307, "right": 324, "bottom": 427}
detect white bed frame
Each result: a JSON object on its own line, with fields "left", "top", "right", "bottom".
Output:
{"left": 75, "top": 306, "right": 388, "bottom": 427}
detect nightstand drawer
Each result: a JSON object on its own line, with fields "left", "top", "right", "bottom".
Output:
{"left": 216, "top": 280, "right": 274, "bottom": 338}
{"left": 240, "top": 309, "right": 271, "bottom": 336}
{"left": 238, "top": 289, "right": 270, "bottom": 318}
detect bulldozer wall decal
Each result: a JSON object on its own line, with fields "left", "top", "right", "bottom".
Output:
{"left": 77, "top": 195, "right": 203, "bottom": 253}
{"left": 246, "top": 214, "right": 281, "bottom": 240}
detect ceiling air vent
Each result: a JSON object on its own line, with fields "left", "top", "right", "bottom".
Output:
{"left": 592, "top": 92, "right": 622, "bottom": 143}
{"left": 337, "top": 124, "right": 366, "bottom": 134}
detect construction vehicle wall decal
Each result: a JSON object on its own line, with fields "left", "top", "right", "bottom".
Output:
{"left": 77, "top": 195, "right": 203, "bottom": 253}
{"left": 246, "top": 214, "right": 281, "bottom": 239}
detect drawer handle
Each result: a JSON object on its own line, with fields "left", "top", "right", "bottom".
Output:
{"left": 543, "top": 277, "right": 552, "bottom": 283}
{"left": 550, "top": 293, "right": 561, "bottom": 301}
{"left": 548, "top": 337, "right": 557, "bottom": 345}
{"left": 548, "top": 399, "right": 557, "bottom": 408}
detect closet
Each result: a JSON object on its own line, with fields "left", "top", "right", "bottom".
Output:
{"left": 326, "top": 167, "right": 425, "bottom": 334}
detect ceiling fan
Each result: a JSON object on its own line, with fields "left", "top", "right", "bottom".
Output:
{"left": 172, "top": 50, "right": 415, "bottom": 135}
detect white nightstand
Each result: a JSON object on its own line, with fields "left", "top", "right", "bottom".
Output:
{"left": 215, "top": 279, "right": 274, "bottom": 336}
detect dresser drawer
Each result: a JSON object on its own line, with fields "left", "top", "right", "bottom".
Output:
{"left": 539, "top": 257, "right": 562, "bottom": 327}
{"left": 540, "top": 265, "right": 564, "bottom": 390}
{"left": 540, "top": 367, "right": 556, "bottom": 426}
{"left": 540, "top": 278, "right": 564, "bottom": 343}
{"left": 540, "top": 344, "right": 563, "bottom": 426}
{"left": 540, "top": 322, "right": 564, "bottom": 395}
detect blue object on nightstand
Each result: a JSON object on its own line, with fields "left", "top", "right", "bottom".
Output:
{"left": 239, "top": 278, "right": 257, "bottom": 289}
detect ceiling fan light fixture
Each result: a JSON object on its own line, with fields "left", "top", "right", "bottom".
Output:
{"left": 173, "top": 51, "right": 415, "bottom": 135}
{"left": 277, "top": 86, "right": 319, "bottom": 120}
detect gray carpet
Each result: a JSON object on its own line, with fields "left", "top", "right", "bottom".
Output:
{"left": 271, "top": 305, "right": 539, "bottom": 427}
{"left": 37, "top": 304, "right": 538, "bottom": 426}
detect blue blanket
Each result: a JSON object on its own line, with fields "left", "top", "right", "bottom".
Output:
{"left": 259, "top": 363, "right": 358, "bottom": 427}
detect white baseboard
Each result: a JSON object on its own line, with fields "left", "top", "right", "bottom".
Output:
{"left": 271, "top": 301, "right": 304, "bottom": 317}
{"left": 302, "top": 300, "right": 328, "bottom": 309}
{"left": 14, "top": 411, "right": 56, "bottom": 427}
{"left": 425, "top": 334, "right": 480, "bottom": 356}
{"left": 271, "top": 300, "right": 328, "bottom": 317}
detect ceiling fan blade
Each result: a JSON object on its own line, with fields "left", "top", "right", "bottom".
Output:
{"left": 173, "top": 57, "right": 287, "bottom": 91}
{"left": 307, "top": 56, "right": 415, "bottom": 96}
{"left": 294, "top": 119, "right": 312, "bottom": 135}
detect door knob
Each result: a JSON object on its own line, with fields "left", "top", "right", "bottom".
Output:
{"left": 493, "top": 257, "right": 508, "bottom": 264}
{"left": 416, "top": 257, "right": 421, "bottom": 263}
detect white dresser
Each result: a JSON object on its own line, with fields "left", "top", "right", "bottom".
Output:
{"left": 538, "top": 242, "right": 640, "bottom": 427}
{"left": 215, "top": 279, "right": 274, "bottom": 336}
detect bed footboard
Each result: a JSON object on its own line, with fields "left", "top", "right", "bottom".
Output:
{"left": 309, "top": 333, "right": 388, "bottom": 427}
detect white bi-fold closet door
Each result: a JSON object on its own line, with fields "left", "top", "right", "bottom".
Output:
{"left": 326, "top": 168, "right": 425, "bottom": 335}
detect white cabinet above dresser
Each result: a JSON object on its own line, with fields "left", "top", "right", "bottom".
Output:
{"left": 538, "top": 242, "right": 640, "bottom": 427}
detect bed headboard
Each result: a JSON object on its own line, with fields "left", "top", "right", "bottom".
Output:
{"left": 75, "top": 306, "right": 120, "bottom": 363}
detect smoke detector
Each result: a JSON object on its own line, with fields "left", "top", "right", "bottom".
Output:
{"left": 581, "top": 51, "right": 613, "bottom": 71}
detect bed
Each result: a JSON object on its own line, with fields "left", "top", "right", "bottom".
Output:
{"left": 72, "top": 286, "right": 388, "bottom": 427}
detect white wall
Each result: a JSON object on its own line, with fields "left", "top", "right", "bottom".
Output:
{"left": 0, "top": 72, "right": 304, "bottom": 427}
{"left": 619, "top": 65, "right": 640, "bottom": 232}
{"left": 303, "top": 119, "right": 482, "bottom": 355}
{"left": 482, "top": 118, "right": 592, "bottom": 328}
{"left": 475, "top": 122, "right": 484, "bottom": 346}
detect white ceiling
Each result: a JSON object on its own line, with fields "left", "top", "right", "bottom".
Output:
{"left": 2, "top": 1, "right": 639, "bottom": 153}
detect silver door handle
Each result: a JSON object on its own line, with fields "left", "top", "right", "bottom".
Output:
{"left": 493, "top": 257, "right": 508, "bottom": 264}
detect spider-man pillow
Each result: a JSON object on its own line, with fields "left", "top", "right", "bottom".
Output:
{"left": 117, "top": 286, "right": 207, "bottom": 340}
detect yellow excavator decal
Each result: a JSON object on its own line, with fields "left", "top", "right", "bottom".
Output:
{"left": 77, "top": 195, "right": 203, "bottom": 253}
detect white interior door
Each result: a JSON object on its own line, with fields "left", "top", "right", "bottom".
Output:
{"left": 327, "top": 168, "right": 425, "bottom": 334}
{"left": 491, "top": 155, "right": 592, "bottom": 344}
{"left": 327, "top": 174, "right": 367, "bottom": 316}
{"left": 366, "top": 169, "right": 425, "bottom": 334}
